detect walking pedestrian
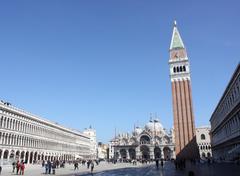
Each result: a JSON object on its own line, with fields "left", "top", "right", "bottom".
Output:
{"left": 52, "top": 161, "right": 56, "bottom": 175}
{"left": 74, "top": 162, "right": 79, "bottom": 170}
{"left": 56, "top": 160, "right": 59, "bottom": 168}
{"left": 12, "top": 161, "right": 16, "bottom": 173}
{"left": 42, "top": 160, "right": 45, "bottom": 167}
{"left": 90, "top": 161, "right": 94, "bottom": 174}
{"left": 87, "top": 160, "right": 90, "bottom": 169}
{"left": 16, "top": 160, "right": 20, "bottom": 174}
{"left": 20, "top": 161, "right": 25, "bottom": 175}
{"left": 45, "top": 161, "right": 49, "bottom": 174}
{"left": 47, "top": 160, "right": 52, "bottom": 174}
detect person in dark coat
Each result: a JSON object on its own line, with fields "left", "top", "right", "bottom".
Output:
{"left": 52, "top": 161, "right": 56, "bottom": 175}
{"left": 90, "top": 161, "right": 94, "bottom": 174}
{"left": 87, "top": 160, "right": 90, "bottom": 169}
{"left": 47, "top": 160, "right": 52, "bottom": 174}
{"left": 12, "top": 161, "right": 16, "bottom": 173}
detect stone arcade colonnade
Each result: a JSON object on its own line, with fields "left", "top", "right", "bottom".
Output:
{"left": 114, "top": 145, "right": 175, "bottom": 160}
{"left": 0, "top": 101, "right": 91, "bottom": 164}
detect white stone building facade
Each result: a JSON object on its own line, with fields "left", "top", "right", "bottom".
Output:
{"left": 97, "top": 143, "right": 108, "bottom": 159}
{"left": 109, "top": 119, "right": 175, "bottom": 160}
{"left": 83, "top": 127, "right": 97, "bottom": 159}
{"left": 0, "top": 101, "right": 92, "bottom": 164}
{"left": 196, "top": 126, "right": 212, "bottom": 159}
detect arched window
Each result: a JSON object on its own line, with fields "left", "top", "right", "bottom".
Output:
{"left": 173, "top": 67, "right": 176, "bottom": 73}
{"left": 180, "top": 66, "right": 183, "bottom": 72}
{"left": 6, "top": 118, "right": 10, "bottom": 129}
{"left": 201, "top": 134, "right": 206, "bottom": 140}
{"left": 183, "top": 66, "right": 186, "bottom": 72}
{"left": 177, "top": 67, "right": 179, "bottom": 72}
{"left": 0, "top": 117, "right": 3, "bottom": 128}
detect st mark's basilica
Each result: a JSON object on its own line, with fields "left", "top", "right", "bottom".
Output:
{"left": 109, "top": 118, "right": 175, "bottom": 160}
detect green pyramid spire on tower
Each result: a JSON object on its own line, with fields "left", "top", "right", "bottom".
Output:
{"left": 170, "top": 21, "right": 185, "bottom": 50}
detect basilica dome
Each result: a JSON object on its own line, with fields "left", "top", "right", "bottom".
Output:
{"left": 133, "top": 126, "right": 143, "bottom": 135}
{"left": 145, "top": 119, "right": 163, "bottom": 132}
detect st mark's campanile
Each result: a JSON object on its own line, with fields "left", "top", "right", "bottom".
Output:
{"left": 169, "top": 21, "right": 197, "bottom": 158}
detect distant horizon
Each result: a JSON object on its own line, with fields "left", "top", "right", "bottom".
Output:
{"left": 0, "top": 1, "right": 239, "bottom": 143}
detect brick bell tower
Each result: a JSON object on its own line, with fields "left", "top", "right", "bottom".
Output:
{"left": 169, "top": 21, "right": 198, "bottom": 158}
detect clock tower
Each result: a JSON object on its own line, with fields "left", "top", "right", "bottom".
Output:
{"left": 169, "top": 21, "right": 197, "bottom": 158}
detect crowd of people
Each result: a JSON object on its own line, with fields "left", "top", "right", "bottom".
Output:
{"left": 42, "top": 160, "right": 58, "bottom": 174}
{"left": 11, "top": 160, "right": 25, "bottom": 175}
{"left": 0, "top": 157, "right": 210, "bottom": 176}
{"left": 0, "top": 159, "right": 101, "bottom": 175}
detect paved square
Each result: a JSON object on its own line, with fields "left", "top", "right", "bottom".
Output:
{"left": 1, "top": 161, "right": 240, "bottom": 176}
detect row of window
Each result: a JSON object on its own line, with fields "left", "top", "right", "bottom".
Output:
{"left": 213, "top": 111, "right": 240, "bottom": 144}
{"left": 0, "top": 111, "right": 89, "bottom": 144}
{"left": 224, "top": 111, "right": 240, "bottom": 136}
{"left": 201, "top": 152, "right": 211, "bottom": 158}
{"left": 212, "top": 75, "right": 240, "bottom": 129}
{"left": 173, "top": 65, "right": 186, "bottom": 73}
{"left": 199, "top": 145, "right": 211, "bottom": 150}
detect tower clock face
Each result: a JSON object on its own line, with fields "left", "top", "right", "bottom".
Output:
{"left": 171, "top": 50, "right": 186, "bottom": 59}
{"left": 174, "top": 52, "right": 179, "bottom": 58}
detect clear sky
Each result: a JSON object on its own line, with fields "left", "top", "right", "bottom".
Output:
{"left": 0, "top": 0, "right": 239, "bottom": 143}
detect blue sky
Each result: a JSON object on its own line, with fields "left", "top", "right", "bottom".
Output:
{"left": 0, "top": 1, "right": 239, "bottom": 142}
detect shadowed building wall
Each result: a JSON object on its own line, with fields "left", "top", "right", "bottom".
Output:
{"left": 210, "top": 63, "right": 240, "bottom": 161}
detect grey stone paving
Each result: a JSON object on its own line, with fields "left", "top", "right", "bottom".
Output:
{"left": 0, "top": 162, "right": 143, "bottom": 176}
{"left": 76, "top": 161, "right": 240, "bottom": 176}
{"left": 77, "top": 162, "right": 185, "bottom": 176}
{"left": 1, "top": 161, "right": 240, "bottom": 176}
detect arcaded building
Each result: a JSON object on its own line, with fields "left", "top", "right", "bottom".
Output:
{"left": 210, "top": 63, "right": 240, "bottom": 161}
{"left": 0, "top": 101, "right": 92, "bottom": 164}
{"left": 109, "top": 119, "right": 175, "bottom": 160}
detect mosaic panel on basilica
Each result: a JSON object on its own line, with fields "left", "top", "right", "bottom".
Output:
{"left": 109, "top": 119, "right": 175, "bottom": 160}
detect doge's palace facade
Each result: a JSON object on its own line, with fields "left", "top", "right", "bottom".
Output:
{"left": 0, "top": 101, "right": 91, "bottom": 164}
